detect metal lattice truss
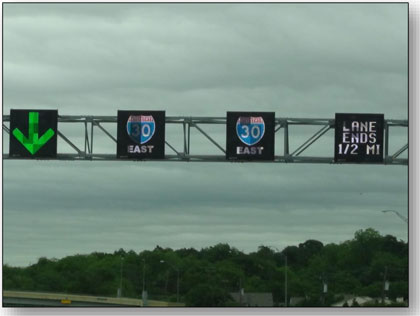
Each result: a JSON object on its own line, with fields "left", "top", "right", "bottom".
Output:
{"left": 2, "top": 115, "right": 408, "bottom": 165}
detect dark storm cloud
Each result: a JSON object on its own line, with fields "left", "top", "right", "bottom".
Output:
{"left": 2, "top": 3, "right": 408, "bottom": 266}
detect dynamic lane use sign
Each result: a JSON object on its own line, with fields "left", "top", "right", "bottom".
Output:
{"left": 117, "top": 110, "right": 165, "bottom": 159}
{"left": 334, "top": 113, "right": 384, "bottom": 163}
{"left": 9, "top": 109, "right": 58, "bottom": 158}
{"left": 226, "top": 111, "right": 275, "bottom": 160}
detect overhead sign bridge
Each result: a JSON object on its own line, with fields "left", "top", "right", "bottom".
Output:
{"left": 2, "top": 113, "right": 408, "bottom": 165}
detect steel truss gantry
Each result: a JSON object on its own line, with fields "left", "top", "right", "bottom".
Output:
{"left": 2, "top": 115, "right": 408, "bottom": 165}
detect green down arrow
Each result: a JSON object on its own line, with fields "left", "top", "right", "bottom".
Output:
{"left": 12, "top": 112, "right": 55, "bottom": 155}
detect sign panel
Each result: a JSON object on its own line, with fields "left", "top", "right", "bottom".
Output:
{"left": 117, "top": 110, "right": 165, "bottom": 159}
{"left": 226, "top": 111, "right": 275, "bottom": 160}
{"left": 9, "top": 109, "right": 58, "bottom": 158}
{"left": 334, "top": 113, "right": 384, "bottom": 163}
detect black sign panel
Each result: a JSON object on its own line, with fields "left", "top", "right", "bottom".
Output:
{"left": 9, "top": 109, "right": 58, "bottom": 158}
{"left": 334, "top": 113, "right": 384, "bottom": 163}
{"left": 117, "top": 111, "right": 165, "bottom": 159}
{"left": 226, "top": 111, "right": 275, "bottom": 160}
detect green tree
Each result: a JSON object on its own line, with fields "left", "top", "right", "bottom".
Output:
{"left": 185, "top": 283, "right": 230, "bottom": 307}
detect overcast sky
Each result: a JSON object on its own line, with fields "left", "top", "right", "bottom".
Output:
{"left": 2, "top": 3, "right": 408, "bottom": 267}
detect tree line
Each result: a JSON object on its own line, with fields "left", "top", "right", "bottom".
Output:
{"left": 3, "top": 228, "right": 408, "bottom": 306}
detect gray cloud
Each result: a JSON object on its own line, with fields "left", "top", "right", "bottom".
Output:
{"left": 3, "top": 161, "right": 407, "bottom": 266}
{"left": 4, "top": 4, "right": 407, "bottom": 116}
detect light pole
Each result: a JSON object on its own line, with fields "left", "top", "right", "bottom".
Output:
{"left": 284, "top": 254, "right": 288, "bottom": 307}
{"left": 382, "top": 210, "right": 408, "bottom": 223}
{"left": 142, "top": 258, "right": 147, "bottom": 306}
{"left": 320, "top": 274, "right": 328, "bottom": 306}
{"left": 381, "top": 266, "right": 388, "bottom": 304}
{"left": 142, "top": 259, "right": 146, "bottom": 292}
{"left": 118, "top": 256, "right": 124, "bottom": 298}
{"left": 160, "top": 260, "right": 180, "bottom": 303}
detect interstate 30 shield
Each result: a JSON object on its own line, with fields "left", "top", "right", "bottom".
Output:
{"left": 236, "top": 116, "right": 265, "bottom": 146}
{"left": 117, "top": 110, "right": 165, "bottom": 159}
{"left": 226, "top": 111, "right": 275, "bottom": 161}
{"left": 126, "top": 115, "right": 156, "bottom": 145}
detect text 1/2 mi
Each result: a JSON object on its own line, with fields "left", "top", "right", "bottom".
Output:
{"left": 338, "top": 144, "right": 381, "bottom": 155}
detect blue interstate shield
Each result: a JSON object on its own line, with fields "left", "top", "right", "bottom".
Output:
{"left": 126, "top": 115, "right": 156, "bottom": 144}
{"left": 236, "top": 116, "right": 265, "bottom": 146}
